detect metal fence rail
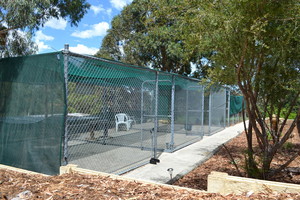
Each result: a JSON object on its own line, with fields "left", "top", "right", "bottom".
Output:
{"left": 62, "top": 48, "right": 234, "bottom": 174}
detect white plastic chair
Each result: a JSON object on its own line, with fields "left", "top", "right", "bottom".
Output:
{"left": 115, "top": 113, "right": 133, "bottom": 132}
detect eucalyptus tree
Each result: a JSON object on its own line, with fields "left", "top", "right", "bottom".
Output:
{"left": 0, "top": 25, "right": 37, "bottom": 58}
{"left": 183, "top": 0, "right": 300, "bottom": 179}
{"left": 96, "top": 0, "right": 203, "bottom": 75}
{"left": 0, "top": 0, "right": 90, "bottom": 57}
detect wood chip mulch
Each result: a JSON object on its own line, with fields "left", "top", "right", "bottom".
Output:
{"left": 0, "top": 169, "right": 299, "bottom": 200}
{"left": 173, "top": 120, "right": 300, "bottom": 198}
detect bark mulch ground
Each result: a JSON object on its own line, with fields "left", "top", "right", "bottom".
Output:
{"left": 173, "top": 120, "right": 300, "bottom": 193}
{"left": 0, "top": 169, "right": 299, "bottom": 200}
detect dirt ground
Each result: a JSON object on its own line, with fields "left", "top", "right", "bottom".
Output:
{"left": 1, "top": 121, "right": 300, "bottom": 199}
{"left": 173, "top": 120, "right": 300, "bottom": 191}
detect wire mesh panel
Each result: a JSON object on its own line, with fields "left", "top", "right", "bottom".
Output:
{"left": 156, "top": 76, "right": 172, "bottom": 156}
{"left": 202, "top": 92, "right": 210, "bottom": 135}
{"left": 172, "top": 78, "right": 204, "bottom": 151}
{"left": 186, "top": 86, "right": 204, "bottom": 133}
{"left": 66, "top": 53, "right": 156, "bottom": 174}
{"left": 141, "top": 80, "right": 156, "bottom": 152}
{"left": 174, "top": 85, "right": 187, "bottom": 140}
{"left": 141, "top": 78, "right": 171, "bottom": 160}
{"left": 209, "top": 88, "right": 227, "bottom": 135}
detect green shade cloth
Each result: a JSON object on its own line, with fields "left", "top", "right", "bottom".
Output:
{"left": 230, "top": 96, "right": 244, "bottom": 116}
{"left": 0, "top": 52, "right": 65, "bottom": 175}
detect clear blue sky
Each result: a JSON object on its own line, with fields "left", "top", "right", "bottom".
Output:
{"left": 34, "top": 0, "right": 133, "bottom": 55}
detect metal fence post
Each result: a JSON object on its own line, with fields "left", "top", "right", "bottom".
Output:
{"left": 227, "top": 90, "right": 231, "bottom": 126}
{"left": 140, "top": 82, "right": 144, "bottom": 149}
{"left": 233, "top": 113, "right": 236, "bottom": 125}
{"left": 154, "top": 72, "right": 158, "bottom": 159}
{"left": 234, "top": 113, "right": 236, "bottom": 124}
{"left": 169, "top": 75, "right": 175, "bottom": 151}
{"left": 224, "top": 89, "right": 227, "bottom": 128}
{"left": 209, "top": 89, "right": 212, "bottom": 134}
{"left": 185, "top": 88, "right": 189, "bottom": 134}
{"left": 201, "top": 86, "right": 205, "bottom": 136}
{"left": 63, "top": 44, "right": 69, "bottom": 165}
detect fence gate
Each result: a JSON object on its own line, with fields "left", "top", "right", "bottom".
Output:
{"left": 141, "top": 77, "right": 172, "bottom": 163}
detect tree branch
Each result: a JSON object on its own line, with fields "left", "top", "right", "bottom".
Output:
{"left": 253, "top": 52, "right": 264, "bottom": 100}
{"left": 274, "top": 115, "right": 298, "bottom": 154}
{"left": 279, "top": 92, "right": 300, "bottom": 134}
{"left": 243, "top": 106, "right": 254, "bottom": 153}
{"left": 222, "top": 144, "right": 243, "bottom": 177}
{"left": 269, "top": 151, "right": 300, "bottom": 178}
{"left": 0, "top": 26, "right": 23, "bottom": 34}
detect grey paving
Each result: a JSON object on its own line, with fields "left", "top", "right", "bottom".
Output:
{"left": 123, "top": 122, "right": 245, "bottom": 184}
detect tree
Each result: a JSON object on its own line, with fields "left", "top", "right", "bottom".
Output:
{"left": 96, "top": 0, "right": 205, "bottom": 76}
{"left": 183, "top": 0, "right": 300, "bottom": 179}
{"left": 0, "top": 28, "right": 37, "bottom": 58}
{"left": 0, "top": 0, "right": 90, "bottom": 57}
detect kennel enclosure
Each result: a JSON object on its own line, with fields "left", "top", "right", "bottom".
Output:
{"left": 0, "top": 48, "right": 242, "bottom": 175}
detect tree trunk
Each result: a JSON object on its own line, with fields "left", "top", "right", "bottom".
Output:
{"left": 297, "top": 117, "right": 300, "bottom": 135}
{"left": 0, "top": 32, "right": 7, "bottom": 46}
{"left": 160, "top": 45, "right": 171, "bottom": 72}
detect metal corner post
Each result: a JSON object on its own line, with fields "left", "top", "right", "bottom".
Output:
{"left": 63, "top": 44, "right": 69, "bottom": 165}
{"left": 153, "top": 71, "right": 159, "bottom": 160}
{"left": 169, "top": 75, "right": 175, "bottom": 151}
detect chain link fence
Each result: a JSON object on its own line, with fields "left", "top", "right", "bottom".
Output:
{"left": 0, "top": 49, "right": 244, "bottom": 175}
{"left": 63, "top": 51, "right": 231, "bottom": 174}
{"left": 208, "top": 88, "right": 227, "bottom": 135}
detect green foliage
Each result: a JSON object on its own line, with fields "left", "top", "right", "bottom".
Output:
{"left": 282, "top": 142, "right": 294, "bottom": 151}
{"left": 244, "top": 151, "right": 261, "bottom": 179}
{"left": 96, "top": 0, "right": 205, "bottom": 76}
{"left": 280, "top": 108, "right": 298, "bottom": 119}
{"left": 266, "top": 131, "right": 273, "bottom": 141}
{"left": 67, "top": 82, "right": 102, "bottom": 115}
{"left": 0, "top": 0, "right": 90, "bottom": 31}
{"left": 68, "top": 93, "right": 102, "bottom": 115}
{"left": 182, "top": 0, "right": 300, "bottom": 179}
{"left": 0, "top": 0, "right": 90, "bottom": 57}
{"left": 0, "top": 29, "right": 38, "bottom": 58}
{"left": 183, "top": 0, "right": 300, "bottom": 86}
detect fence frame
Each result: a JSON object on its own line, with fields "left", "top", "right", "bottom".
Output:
{"left": 63, "top": 44, "right": 70, "bottom": 165}
{"left": 61, "top": 48, "right": 238, "bottom": 174}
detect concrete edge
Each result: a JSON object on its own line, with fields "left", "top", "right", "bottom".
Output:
{"left": 208, "top": 171, "right": 300, "bottom": 195}
{"left": 166, "top": 150, "right": 215, "bottom": 185}
{"left": 60, "top": 164, "right": 207, "bottom": 194}
{"left": 0, "top": 164, "right": 48, "bottom": 176}
{"left": 166, "top": 130, "right": 245, "bottom": 184}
